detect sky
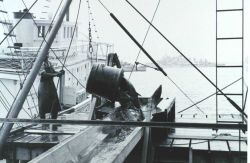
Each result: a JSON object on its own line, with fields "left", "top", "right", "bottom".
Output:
{"left": 1, "top": 0, "right": 249, "bottom": 66}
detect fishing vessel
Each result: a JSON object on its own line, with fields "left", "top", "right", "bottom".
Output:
{"left": 0, "top": 0, "right": 248, "bottom": 163}
{"left": 0, "top": 0, "right": 113, "bottom": 118}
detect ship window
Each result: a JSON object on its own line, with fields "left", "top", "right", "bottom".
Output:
{"left": 38, "top": 26, "right": 45, "bottom": 37}
{"left": 67, "top": 27, "right": 70, "bottom": 38}
{"left": 76, "top": 27, "right": 78, "bottom": 37}
{"left": 77, "top": 67, "right": 79, "bottom": 72}
{"left": 64, "top": 27, "right": 66, "bottom": 38}
{"left": 70, "top": 27, "right": 73, "bottom": 37}
{"left": 8, "top": 25, "right": 13, "bottom": 32}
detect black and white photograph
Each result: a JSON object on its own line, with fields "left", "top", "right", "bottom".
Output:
{"left": 0, "top": 0, "right": 248, "bottom": 162}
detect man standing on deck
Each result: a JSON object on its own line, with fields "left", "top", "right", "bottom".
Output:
{"left": 38, "top": 57, "right": 64, "bottom": 130}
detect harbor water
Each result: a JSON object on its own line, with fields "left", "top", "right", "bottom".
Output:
{"left": 125, "top": 66, "right": 244, "bottom": 116}
{"left": 0, "top": 66, "right": 244, "bottom": 118}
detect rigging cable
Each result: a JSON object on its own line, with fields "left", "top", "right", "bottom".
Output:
{"left": 135, "top": 62, "right": 159, "bottom": 71}
{"left": 0, "top": 81, "right": 32, "bottom": 118}
{"left": 0, "top": 95, "right": 23, "bottom": 127}
{"left": 0, "top": 91, "right": 29, "bottom": 127}
{"left": 52, "top": 52, "right": 86, "bottom": 88}
{"left": 0, "top": 2, "right": 37, "bottom": 118}
{"left": 0, "top": 0, "right": 39, "bottom": 45}
{"left": 7, "top": 2, "right": 38, "bottom": 116}
{"left": 21, "top": 0, "right": 86, "bottom": 89}
{"left": 128, "top": 0, "right": 161, "bottom": 80}
{"left": 6, "top": 0, "right": 65, "bottom": 118}
{"left": 124, "top": 0, "right": 247, "bottom": 118}
{"left": 96, "top": 0, "right": 203, "bottom": 114}
{"left": 178, "top": 77, "right": 242, "bottom": 113}
{"left": 22, "top": 0, "right": 81, "bottom": 109}
{"left": 62, "top": 0, "right": 82, "bottom": 69}
{"left": 57, "top": 0, "right": 81, "bottom": 90}
{"left": 242, "top": 87, "right": 248, "bottom": 111}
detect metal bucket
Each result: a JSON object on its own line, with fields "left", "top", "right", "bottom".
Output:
{"left": 86, "top": 64, "right": 124, "bottom": 101}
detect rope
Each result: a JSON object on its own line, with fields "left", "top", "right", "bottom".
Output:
{"left": 1, "top": 0, "right": 64, "bottom": 120}
{"left": 178, "top": 77, "right": 242, "bottom": 114}
{"left": 0, "top": 0, "right": 39, "bottom": 45}
{"left": 0, "top": 90, "right": 28, "bottom": 127}
{"left": 0, "top": 1, "right": 37, "bottom": 118}
{"left": 51, "top": 52, "right": 86, "bottom": 89}
{"left": 21, "top": 0, "right": 86, "bottom": 91}
{"left": 56, "top": 0, "right": 82, "bottom": 90}
{"left": 243, "top": 86, "right": 248, "bottom": 111}
{"left": 97, "top": 0, "right": 111, "bottom": 14}
{"left": 167, "top": 75, "right": 204, "bottom": 114}
{"left": 0, "top": 81, "right": 32, "bottom": 118}
{"left": 125, "top": 0, "right": 246, "bottom": 118}
{"left": 61, "top": 0, "right": 82, "bottom": 68}
{"left": 135, "top": 62, "right": 159, "bottom": 70}
{"left": 19, "top": 0, "right": 65, "bottom": 116}
{"left": 97, "top": 2, "right": 202, "bottom": 113}
{"left": 128, "top": 0, "right": 161, "bottom": 79}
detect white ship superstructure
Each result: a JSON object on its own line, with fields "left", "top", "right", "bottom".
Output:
{"left": 0, "top": 2, "right": 113, "bottom": 119}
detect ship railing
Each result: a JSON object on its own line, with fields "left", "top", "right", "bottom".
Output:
{"left": 0, "top": 40, "right": 113, "bottom": 71}
{"left": 79, "top": 40, "right": 114, "bottom": 59}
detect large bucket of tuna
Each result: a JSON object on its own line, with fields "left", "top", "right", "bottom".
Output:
{"left": 86, "top": 64, "right": 124, "bottom": 101}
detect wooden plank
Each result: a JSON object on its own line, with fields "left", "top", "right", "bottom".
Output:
{"left": 29, "top": 126, "right": 107, "bottom": 163}
{"left": 24, "top": 129, "right": 74, "bottom": 135}
{"left": 7, "top": 133, "right": 28, "bottom": 142}
{"left": 141, "top": 100, "right": 153, "bottom": 163}
{"left": 43, "top": 134, "right": 71, "bottom": 144}
{"left": 88, "top": 97, "right": 96, "bottom": 120}
{"left": 87, "top": 127, "right": 144, "bottom": 163}
{"left": 14, "top": 134, "right": 40, "bottom": 143}
{"left": 30, "top": 135, "right": 51, "bottom": 144}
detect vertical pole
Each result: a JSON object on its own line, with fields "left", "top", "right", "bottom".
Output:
{"left": 0, "top": 0, "right": 72, "bottom": 156}
{"left": 215, "top": 0, "right": 218, "bottom": 123}
{"left": 59, "top": 72, "right": 65, "bottom": 106}
{"left": 141, "top": 98, "right": 152, "bottom": 163}
{"left": 240, "top": 0, "right": 244, "bottom": 154}
{"left": 188, "top": 148, "right": 193, "bottom": 163}
{"left": 241, "top": 0, "right": 244, "bottom": 123}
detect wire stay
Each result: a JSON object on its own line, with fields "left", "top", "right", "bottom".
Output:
{"left": 0, "top": 0, "right": 39, "bottom": 45}
{"left": 178, "top": 77, "right": 242, "bottom": 113}
{"left": 124, "top": 0, "right": 247, "bottom": 118}
{"left": 96, "top": 1, "right": 203, "bottom": 113}
{"left": 128, "top": 0, "right": 161, "bottom": 79}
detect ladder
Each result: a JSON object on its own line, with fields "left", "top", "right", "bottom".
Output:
{"left": 215, "top": 0, "right": 244, "bottom": 123}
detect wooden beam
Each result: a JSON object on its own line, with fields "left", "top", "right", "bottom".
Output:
{"left": 188, "top": 147, "right": 193, "bottom": 163}
{"left": 141, "top": 100, "right": 154, "bottom": 163}
{"left": 88, "top": 97, "right": 97, "bottom": 120}
{"left": 29, "top": 126, "right": 108, "bottom": 163}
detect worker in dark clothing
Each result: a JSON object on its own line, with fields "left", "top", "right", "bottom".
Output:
{"left": 38, "top": 58, "right": 64, "bottom": 123}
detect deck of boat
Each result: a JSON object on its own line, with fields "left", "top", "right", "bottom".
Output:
{"left": 2, "top": 98, "right": 247, "bottom": 163}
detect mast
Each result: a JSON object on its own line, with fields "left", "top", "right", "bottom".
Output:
{"left": 0, "top": 0, "right": 72, "bottom": 155}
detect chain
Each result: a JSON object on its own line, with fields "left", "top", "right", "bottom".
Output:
{"left": 88, "top": 22, "right": 93, "bottom": 63}
{"left": 87, "top": 0, "right": 94, "bottom": 63}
